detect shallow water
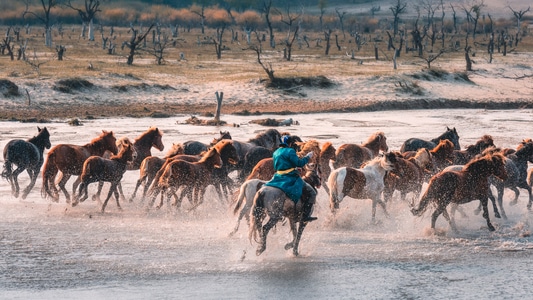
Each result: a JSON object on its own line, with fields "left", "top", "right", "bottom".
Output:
{"left": 1, "top": 109, "right": 533, "bottom": 299}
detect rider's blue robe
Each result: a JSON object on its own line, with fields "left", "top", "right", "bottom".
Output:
{"left": 264, "top": 147, "right": 310, "bottom": 203}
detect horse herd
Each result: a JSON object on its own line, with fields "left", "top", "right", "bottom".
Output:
{"left": 2, "top": 125, "right": 533, "bottom": 256}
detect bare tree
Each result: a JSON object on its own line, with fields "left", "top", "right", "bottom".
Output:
{"left": 22, "top": 0, "right": 60, "bottom": 47}
{"left": 65, "top": 0, "right": 103, "bottom": 41}
{"left": 214, "top": 26, "right": 226, "bottom": 60}
{"left": 508, "top": 6, "right": 530, "bottom": 34}
{"left": 249, "top": 32, "right": 275, "bottom": 82}
{"left": 335, "top": 8, "right": 347, "bottom": 39}
{"left": 191, "top": 1, "right": 211, "bottom": 34}
{"left": 462, "top": 0, "right": 485, "bottom": 39}
{"left": 390, "top": 0, "right": 407, "bottom": 36}
{"left": 122, "top": 24, "right": 155, "bottom": 65}
{"left": 1, "top": 27, "right": 15, "bottom": 60}
{"left": 275, "top": 5, "right": 301, "bottom": 61}
{"left": 262, "top": 0, "right": 275, "bottom": 48}
{"left": 318, "top": 0, "right": 327, "bottom": 31}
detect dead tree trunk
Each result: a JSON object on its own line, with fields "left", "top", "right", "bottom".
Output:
{"left": 56, "top": 45, "right": 66, "bottom": 61}
{"left": 214, "top": 91, "right": 223, "bottom": 124}
{"left": 123, "top": 24, "right": 154, "bottom": 65}
{"left": 324, "top": 29, "right": 331, "bottom": 55}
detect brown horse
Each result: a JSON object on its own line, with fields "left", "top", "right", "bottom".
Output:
{"left": 151, "top": 147, "right": 223, "bottom": 210}
{"left": 410, "top": 152, "right": 507, "bottom": 232}
{"left": 317, "top": 142, "right": 337, "bottom": 194}
{"left": 42, "top": 130, "right": 118, "bottom": 203}
{"left": 453, "top": 135, "right": 495, "bottom": 165}
{"left": 147, "top": 140, "right": 238, "bottom": 209}
{"left": 73, "top": 138, "right": 136, "bottom": 212}
{"left": 383, "top": 149, "right": 432, "bottom": 203}
{"left": 129, "top": 143, "right": 185, "bottom": 202}
{"left": 333, "top": 131, "right": 388, "bottom": 169}
{"left": 405, "top": 139, "right": 455, "bottom": 178}
{"left": 94, "top": 127, "right": 164, "bottom": 201}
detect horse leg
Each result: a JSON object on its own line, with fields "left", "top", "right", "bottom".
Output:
{"left": 289, "top": 221, "right": 307, "bottom": 256}
{"left": 57, "top": 174, "right": 72, "bottom": 203}
{"left": 257, "top": 218, "right": 277, "bottom": 256}
{"left": 430, "top": 205, "right": 445, "bottom": 230}
{"left": 480, "top": 198, "right": 496, "bottom": 231}
{"left": 71, "top": 176, "right": 82, "bottom": 203}
{"left": 92, "top": 181, "right": 104, "bottom": 202}
{"left": 495, "top": 186, "right": 507, "bottom": 219}
{"left": 113, "top": 185, "right": 122, "bottom": 210}
{"left": 442, "top": 208, "right": 458, "bottom": 233}
{"left": 117, "top": 181, "right": 126, "bottom": 203}
{"left": 21, "top": 168, "right": 39, "bottom": 199}
{"left": 101, "top": 184, "right": 117, "bottom": 213}
{"left": 130, "top": 173, "right": 146, "bottom": 202}
{"left": 73, "top": 181, "right": 89, "bottom": 206}
{"left": 9, "top": 165, "right": 25, "bottom": 198}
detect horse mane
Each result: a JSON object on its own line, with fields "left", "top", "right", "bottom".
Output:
{"left": 110, "top": 138, "right": 132, "bottom": 159}
{"left": 28, "top": 127, "right": 50, "bottom": 144}
{"left": 297, "top": 140, "right": 320, "bottom": 157}
{"left": 464, "top": 152, "right": 504, "bottom": 173}
{"left": 198, "top": 147, "right": 217, "bottom": 163}
{"left": 212, "top": 139, "right": 231, "bottom": 153}
{"left": 430, "top": 139, "right": 454, "bottom": 158}
{"left": 86, "top": 130, "right": 114, "bottom": 147}
{"left": 363, "top": 131, "right": 385, "bottom": 146}
{"left": 164, "top": 143, "right": 184, "bottom": 159}
{"left": 136, "top": 127, "right": 161, "bottom": 143}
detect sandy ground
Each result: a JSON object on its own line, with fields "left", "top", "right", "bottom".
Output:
{"left": 1, "top": 50, "right": 532, "bottom": 121}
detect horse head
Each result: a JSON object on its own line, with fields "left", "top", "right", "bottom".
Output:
{"left": 303, "top": 163, "right": 322, "bottom": 190}
{"left": 149, "top": 127, "right": 165, "bottom": 151}
{"left": 444, "top": 126, "right": 461, "bottom": 150}
{"left": 36, "top": 127, "right": 52, "bottom": 149}
{"left": 101, "top": 130, "right": 119, "bottom": 155}
{"left": 164, "top": 143, "right": 185, "bottom": 159}
{"left": 214, "top": 139, "right": 239, "bottom": 165}
{"left": 211, "top": 131, "right": 232, "bottom": 146}
{"left": 200, "top": 147, "right": 223, "bottom": 168}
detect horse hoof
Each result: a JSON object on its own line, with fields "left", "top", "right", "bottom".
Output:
{"left": 256, "top": 246, "right": 266, "bottom": 256}
{"left": 292, "top": 249, "right": 299, "bottom": 256}
{"left": 284, "top": 243, "right": 294, "bottom": 250}
{"left": 488, "top": 225, "right": 496, "bottom": 232}
{"left": 495, "top": 212, "right": 501, "bottom": 219}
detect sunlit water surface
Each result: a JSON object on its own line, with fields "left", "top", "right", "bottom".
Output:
{"left": 1, "top": 110, "right": 533, "bottom": 299}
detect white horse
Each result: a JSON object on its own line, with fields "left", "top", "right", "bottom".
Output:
{"left": 327, "top": 152, "right": 396, "bottom": 221}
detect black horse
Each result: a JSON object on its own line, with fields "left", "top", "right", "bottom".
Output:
{"left": 400, "top": 126, "right": 460, "bottom": 153}
{"left": 2, "top": 127, "right": 51, "bottom": 199}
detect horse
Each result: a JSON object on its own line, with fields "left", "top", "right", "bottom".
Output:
{"left": 405, "top": 139, "right": 455, "bottom": 178}
{"left": 453, "top": 135, "right": 495, "bottom": 165}
{"left": 327, "top": 152, "right": 397, "bottom": 221}
{"left": 2, "top": 127, "right": 51, "bottom": 199}
{"left": 42, "top": 130, "right": 118, "bottom": 203}
{"left": 484, "top": 140, "right": 533, "bottom": 218}
{"left": 230, "top": 164, "right": 322, "bottom": 236}
{"left": 93, "top": 127, "right": 164, "bottom": 201}
{"left": 333, "top": 131, "right": 389, "bottom": 169}
{"left": 244, "top": 137, "right": 316, "bottom": 182}
{"left": 228, "top": 129, "right": 282, "bottom": 181}
{"left": 150, "top": 147, "right": 223, "bottom": 210}
{"left": 147, "top": 140, "right": 238, "bottom": 209}
{"left": 383, "top": 149, "right": 432, "bottom": 203}
{"left": 247, "top": 167, "right": 320, "bottom": 256}
{"left": 73, "top": 138, "right": 136, "bottom": 212}
{"left": 410, "top": 152, "right": 507, "bottom": 232}
{"left": 400, "top": 126, "right": 460, "bottom": 153}
{"left": 129, "top": 143, "right": 185, "bottom": 202}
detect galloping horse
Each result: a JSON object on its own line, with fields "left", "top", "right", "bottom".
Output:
{"left": 73, "top": 138, "right": 136, "bottom": 212}
{"left": 151, "top": 147, "right": 222, "bottom": 210}
{"left": 147, "top": 140, "right": 238, "bottom": 209}
{"left": 42, "top": 130, "right": 118, "bottom": 203}
{"left": 400, "top": 126, "right": 460, "bottom": 153}
{"left": 93, "top": 127, "right": 164, "bottom": 201}
{"left": 486, "top": 140, "right": 533, "bottom": 218}
{"left": 327, "top": 152, "right": 397, "bottom": 221}
{"left": 333, "top": 131, "right": 388, "bottom": 169}
{"left": 410, "top": 152, "right": 507, "bottom": 232}
{"left": 230, "top": 165, "right": 321, "bottom": 236}
{"left": 383, "top": 149, "right": 432, "bottom": 203}
{"left": 248, "top": 166, "right": 320, "bottom": 256}
{"left": 2, "top": 127, "right": 51, "bottom": 199}
{"left": 453, "top": 135, "right": 495, "bottom": 165}
{"left": 129, "top": 143, "right": 184, "bottom": 202}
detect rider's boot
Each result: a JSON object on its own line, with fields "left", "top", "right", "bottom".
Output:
{"left": 301, "top": 184, "right": 317, "bottom": 222}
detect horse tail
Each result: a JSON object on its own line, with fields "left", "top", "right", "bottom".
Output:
{"left": 410, "top": 173, "right": 452, "bottom": 216}
{"left": 248, "top": 188, "right": 265, "bottom": 244}
{"left": 233, "top": 181, "right": 248, "bottom": 215}
{"left": 41, "top": 152, "right": 58, "bottom": 199}
{"left": 1, "top": 161, "right": 12, "bottom": 180}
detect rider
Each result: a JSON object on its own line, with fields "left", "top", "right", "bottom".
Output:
{"left": 264, "top": 135, "right": 318, "bottom": 222}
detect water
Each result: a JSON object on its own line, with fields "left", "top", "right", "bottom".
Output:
{"left": 1, "top": 109, "right": 533, "bottom": 299}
